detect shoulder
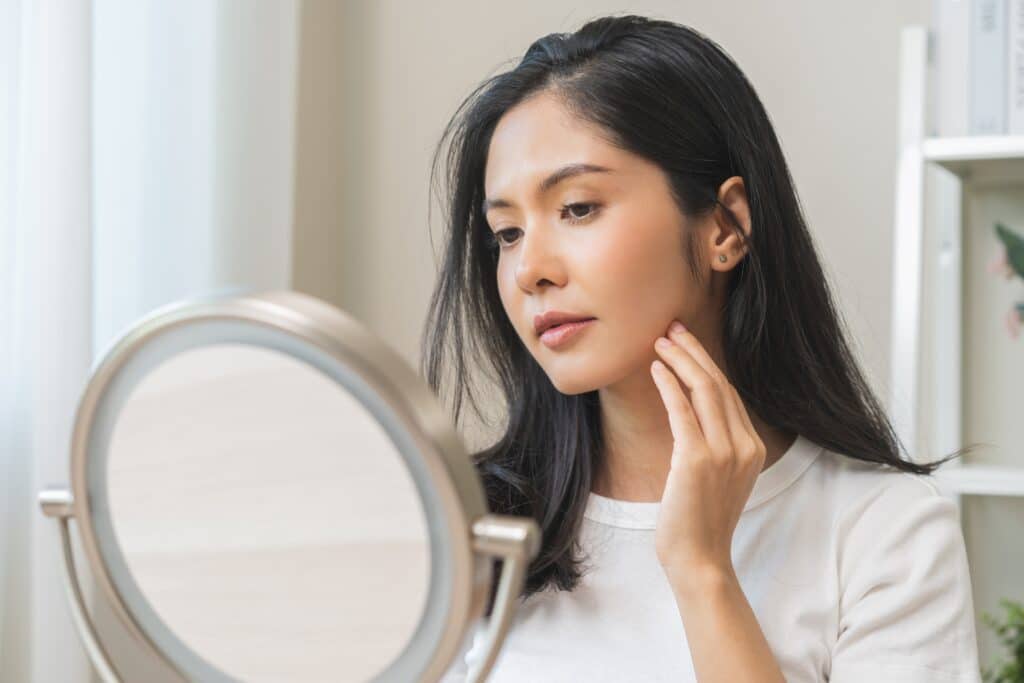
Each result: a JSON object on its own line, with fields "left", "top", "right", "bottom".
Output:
{"left": 792, "top": 446, "right": 962, "bottom": 569}
{"left": 807, "top": 447, "right": 951, "bottom": 528}
{"left": 810, "top": 450, "right": 966, "bottom": 594}
{"left": 828, "top": 457, "right": 952, "bottom": 539}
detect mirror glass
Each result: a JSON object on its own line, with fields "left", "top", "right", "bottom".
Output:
{"left": 103, "top": 343, "right": 431, "bottom": 682}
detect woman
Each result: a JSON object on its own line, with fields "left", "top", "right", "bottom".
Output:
{"left": 421, "top": 13, "right": 981, "bottom": 682}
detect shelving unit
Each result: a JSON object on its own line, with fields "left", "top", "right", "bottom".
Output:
{"left": 890, "top": 26, "right": 1024, "bottom": 507}
{"left": 924, "top": 135, "right": 1024, "bottom": 180}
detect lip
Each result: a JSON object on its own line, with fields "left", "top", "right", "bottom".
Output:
{"left": 539, "top": 318, "right": 596, "bottom": 349}
{"left": 534, "top": 311, "right": 596, "bottom": 336}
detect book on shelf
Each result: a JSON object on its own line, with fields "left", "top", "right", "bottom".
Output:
{"left": 931, "top": 0, "right": 1024, "bottom": 136}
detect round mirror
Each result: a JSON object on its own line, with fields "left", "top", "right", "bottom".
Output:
{"left": 106, "top": 343, "right": 430, "bottom": 681}
{"left": 39, "top": 290, "right": 540, "bottom": 683}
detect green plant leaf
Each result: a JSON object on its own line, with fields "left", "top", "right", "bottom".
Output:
{"left": 981, "top": 598, "right": 1024, "bottom": 683}
{"left": 995, "top": 223, "right": 1024, "bottom": 279}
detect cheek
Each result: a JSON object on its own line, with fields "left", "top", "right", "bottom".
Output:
{"left": 493, "top": 213, "right": 693, "bottom": 365}
{"left": 592, "top": 221, "right": 690, "bottom": 334}
{"left": 495, "top": 259, "right": 513, "bottom": 305}
{"left": 495, "top": 261, "right": 527, "bottom": 336}
{"left": 584, "top": 226, "right": 698, "bottom": 384}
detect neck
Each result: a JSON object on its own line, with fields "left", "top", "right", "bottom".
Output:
{"left": 591, "top": 329, "right": 794, "bottom": 502}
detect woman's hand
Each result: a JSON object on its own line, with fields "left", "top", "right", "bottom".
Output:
{"left": 650, "top": 319, "right": 767, "bottom": 582}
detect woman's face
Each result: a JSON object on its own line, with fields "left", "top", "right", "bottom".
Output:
{"left": 483, "top": 90, "right": 714, "bottom": 395}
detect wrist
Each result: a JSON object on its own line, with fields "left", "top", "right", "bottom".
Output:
{"left": 664, "top": 560, "right": 737, "bottom": 601}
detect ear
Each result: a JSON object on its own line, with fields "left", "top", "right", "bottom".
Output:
{"left": 706, "top": 176, "right": 751, "bottom": 271}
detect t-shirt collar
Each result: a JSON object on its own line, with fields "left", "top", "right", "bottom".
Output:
{"left": 583, "top": 433, "right": 825, "bottom": 530}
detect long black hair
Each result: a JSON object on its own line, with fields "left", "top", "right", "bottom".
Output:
{"left": 419, "top": 13, "right": 975, "bottom": 609}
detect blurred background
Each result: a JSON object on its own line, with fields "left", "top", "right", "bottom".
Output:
{"left": 2, "top": 0, "right": 1021, "bottom": 681}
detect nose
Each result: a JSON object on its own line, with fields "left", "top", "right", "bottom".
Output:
{"left": 513, "top": 221, "right": 566, "bottom": 293}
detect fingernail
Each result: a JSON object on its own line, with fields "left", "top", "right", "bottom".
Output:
{"left": 656, "top": 336, "right": 671, "bottom": 348}
{"left": 670, "top": 320, "right": 686, "bottom": 334}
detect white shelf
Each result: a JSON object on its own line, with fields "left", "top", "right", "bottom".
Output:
{"left": 891, "top": 28, "right": 1021, "bottom": 508}
{"left": 922, "top": 135, "right": 1024, "bottom": 183}
{"left": 932, "top": 464, "right": 1024, "bottom": 498}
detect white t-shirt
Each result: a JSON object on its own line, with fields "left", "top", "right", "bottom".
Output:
{"left": 439, "top": 434, "right": 981, "bottom": 682}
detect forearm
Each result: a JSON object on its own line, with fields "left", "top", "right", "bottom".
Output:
{"left": 668, "top": 564, "right": 786, "bottom": 683}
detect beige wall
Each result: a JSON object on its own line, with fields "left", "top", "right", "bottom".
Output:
{"left": 291, "top": 0, "right": 1017, "bottom": 674}
{"left": 291, "top": 0, "right": 931, "bottom": 445}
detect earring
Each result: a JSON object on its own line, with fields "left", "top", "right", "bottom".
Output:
{"left": 718, "top": 254, "right": 728, "bottom": 263}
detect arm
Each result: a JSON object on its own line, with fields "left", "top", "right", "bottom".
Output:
{"left": 667, "top": 563, "right": 786, "bottom": 683}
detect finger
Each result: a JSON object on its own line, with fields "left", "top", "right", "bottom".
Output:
{"left": 728, "top": 383, "right": 757, "bottom": 442}
{"left": 650, "top": 359, "right": 704, "bottom": 454}
{"left": 654, "top": 335, "right": 731, "bottom": 455}
{"left": 667, "top": 324, "right": 751, "bottom": 454}
{"left": 717, "top": 380, "right": 750, "bottom": 455}
{"left": 666, "top": 323, "right": 729, "bottom": 386}
{"left": 731, "top": 384, "right": 767, "bottom": 465}
{"left": 722, "top": 384, "right": 760, "bottom": 459}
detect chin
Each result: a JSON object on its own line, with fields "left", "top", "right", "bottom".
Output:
{"left": 545, "top": 372, "right": 601, "bottom": 396}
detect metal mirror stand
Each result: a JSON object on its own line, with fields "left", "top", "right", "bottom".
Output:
{"left": 37, "top": 290, "right": 541, "bottom": 683}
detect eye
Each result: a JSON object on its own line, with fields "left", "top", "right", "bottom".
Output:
{"left": 492, "top": 227, "right": 521, "bottom": 247}
{"left": 561, "top": 202, "right": 599, "bottom": 223}
{"left": 487, "top": 202, "right": 602, "bottom": 251}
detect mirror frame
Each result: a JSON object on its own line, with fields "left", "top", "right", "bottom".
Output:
{"left": 39, "top": 289, "right": 540, "bottom": 683}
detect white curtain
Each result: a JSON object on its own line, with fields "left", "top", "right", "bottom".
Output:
{"left": 1, "top": 1, "right": 299, "bottom": 680}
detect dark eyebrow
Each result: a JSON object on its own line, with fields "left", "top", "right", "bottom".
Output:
{"left": 481, "top": 163, "right": 613, "bottom": 214}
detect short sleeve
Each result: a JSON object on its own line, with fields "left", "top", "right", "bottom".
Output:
{"left": 828, "top": 475, "right": 981, "bottom": 683}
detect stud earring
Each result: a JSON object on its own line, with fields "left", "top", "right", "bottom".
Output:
{"left": 718, "top": 254, "right": 728, "bottom": 263}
